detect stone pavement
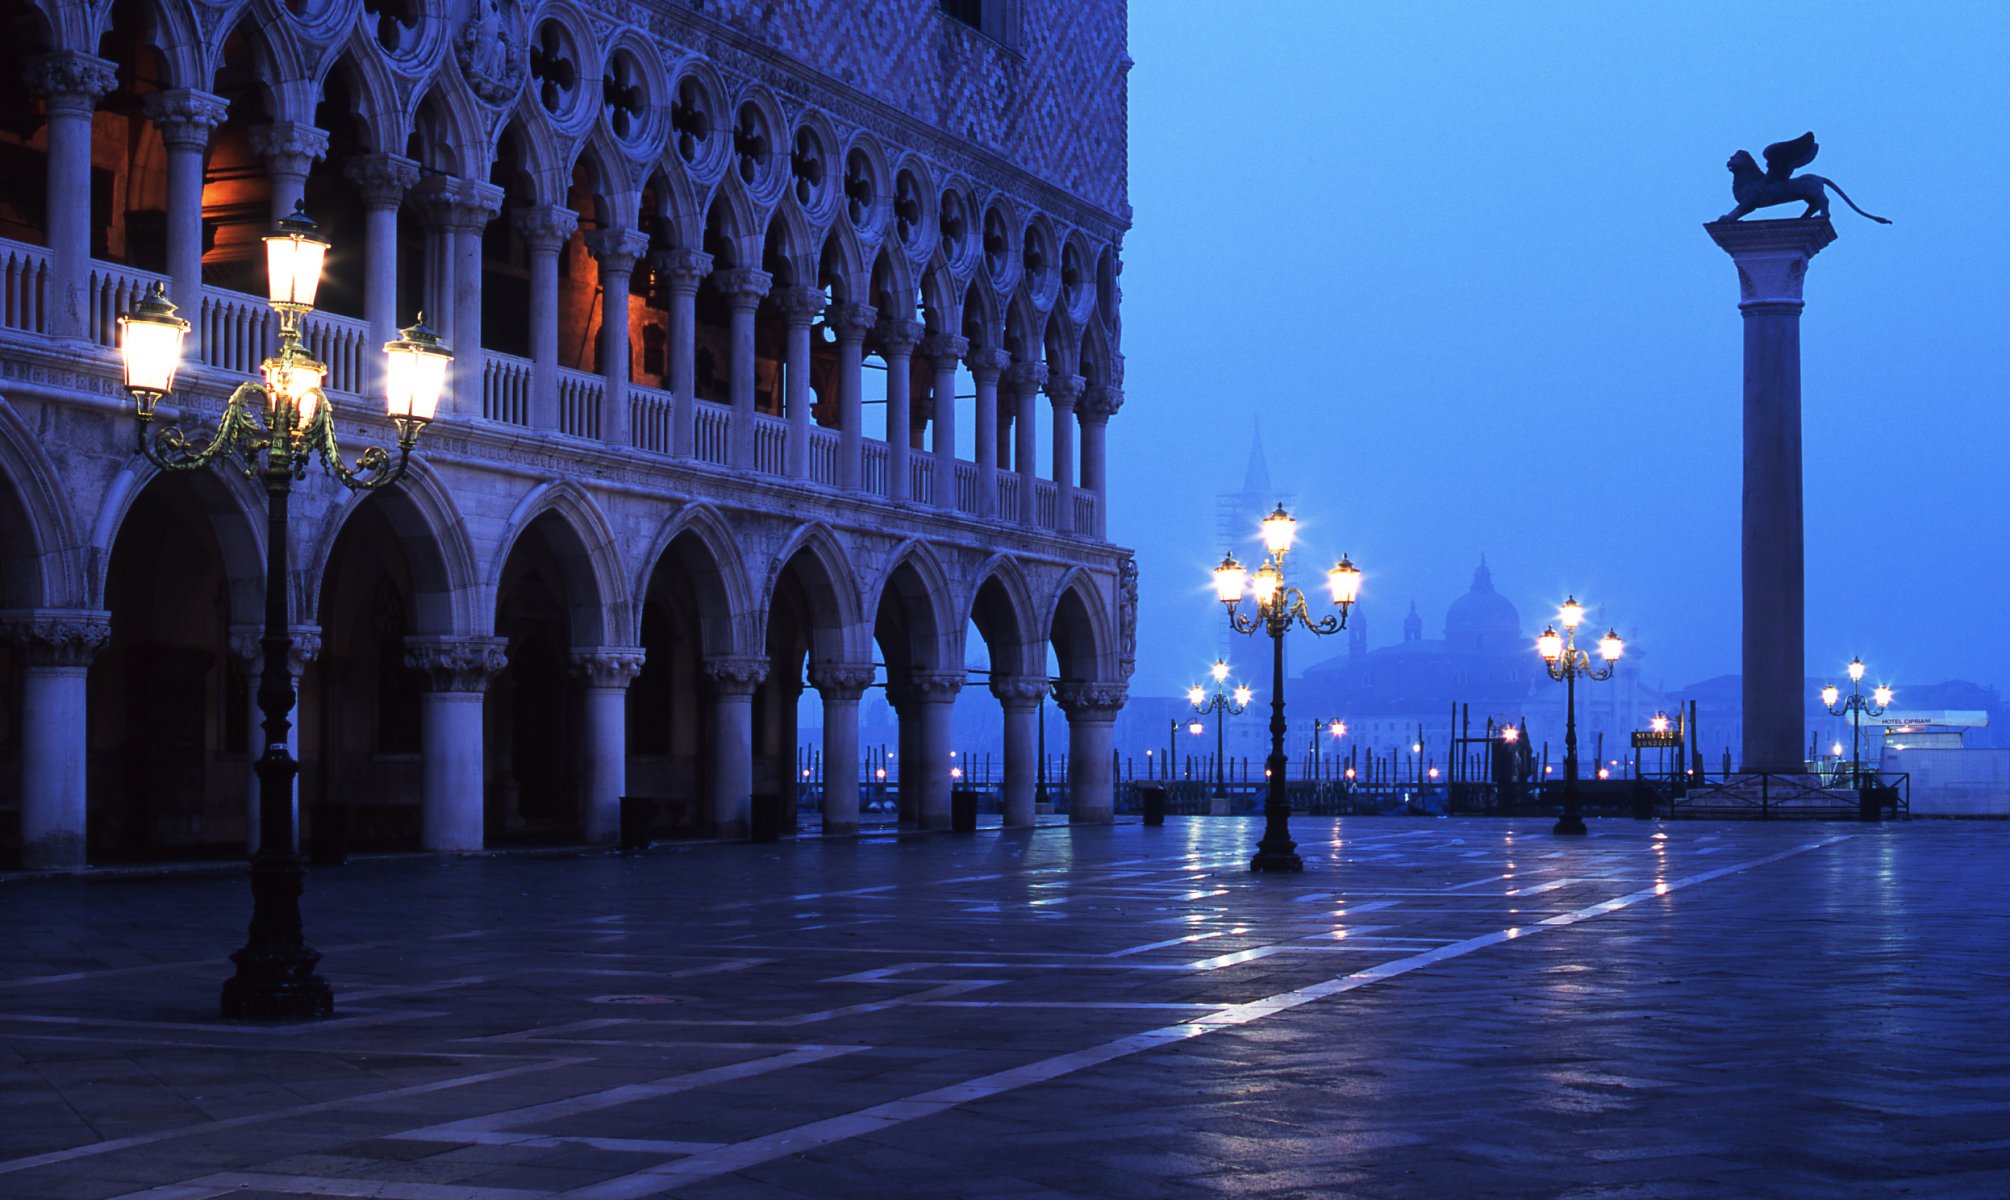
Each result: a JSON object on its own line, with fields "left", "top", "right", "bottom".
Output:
{"left": 2, "top": 818, "right": 2007, "bottom": 1199}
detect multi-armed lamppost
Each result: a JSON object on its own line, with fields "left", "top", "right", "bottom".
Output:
{"left": 1187, "top": 659, "right": 1251, "bottom": 804}
{"left": 1535, "top": 596, "right": 1624, "bottom": 836}
{"left": 1821, "top": 657, "right": 1892, "bottom": 789}
{"left": 117, "top": 203, "right": 452, "bottom": 1018}
{"left": 1212, "top": 505, "right": 1361, "bottom": 872}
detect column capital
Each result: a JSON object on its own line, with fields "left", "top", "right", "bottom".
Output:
{"left": 1704, "top": 217, "right": 1836, "bottom": 308}
{"left": 908, "top": 671, "right": 965, "bottom": 701}
{"left": 23, "top": 52, "right": 115, "bottom": 114}
{"left": 570, "top": 646, "right": 646, "bottom": 688}
{"left": 1001, "top": 360, "right": 1048, "bottom": 392}
{"left": 808, "top": 663, "right": 876, "bottom": 701}
{"left": 247, "top": 121, "right": 330, "bottom": 175}
{"left": 1046, "top": 372, "right": 1085, "bottom": 411}
{"left": 0, "top": 608, "right": 111, "bottom": 667}
{"left": 704, "top": 656, "right": 770, "bottom": 695}
{"left": 649, "top": 247, "right": 712, "bottom": 295}
{"left": 415, "top": 177, "right": 505, "bottom": 230}
{"left": 583, "top": 226, "right": 651, "bottom": 277}
{"left": 1054, "top": 681, "right": 1127, "bottom": 719}
{"left": 404, "top": 636, "right": 509, "bottom": 693}
{"left": 872, "top": 317, "right": 925, "bottom": 358}
{"left": 989, "top": 674, "right": 1049, "bottom": 710}
{"left": 229, "top": 624, "right": 323, "bottom": 675}
{"left": 825, "top": 301, "right": 878, "bottom": 342}
{"left": 142, "top": 88, "right": 229, "bottom": 150}
{"left": 344, "top": 153, "right": 423, "bottom": 211}
{"left": 920, "top": 332, "right": 969, "bottom": 365}
{"left": 509, "top": 203, "right": 578, "bottom": 251}
{"left": 1081, "top": 383, "right": 1124, "bottom": 422}
{"left": 771, "top": 285, "right": 828, "bottom": 326}
{"left": 712, "top": 267, "right": 773, "bottom": 310}
{"left": 965, "top": 345, "right": 1012, "bottom": 382}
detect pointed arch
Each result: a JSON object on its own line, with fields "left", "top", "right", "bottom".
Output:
{"left": 1047, "top": 568, "right": 1117, "bottom": 684}
{"left": 868, "top": 539, "right": 955, "bottom": 676}
{"left": 763, "top": 522, "right": 866, "bottom": 665}
{"left": 868, "top": 242, "right": 915, "bottom": 320}
{"left": 818, "top": 221, "right": 867, "bottom": 303}
{"left": 643, "top": 162, "right": 704, "bottom": 251}
{"left": 88, "top": 456, "right": 264, "bottom": 623}
{"left": 317, "top": 42, "right": 404, "bottom": 157}
{"left": 701, "top": 177, "right": 761, "bottom": 269}
{"left": 407, "top": 76, "right": 492, "bottom": 179}
{"left": 920, "top": 254, "right": 960, "bottom": 336}
{"left": 760, "top": 201, "right": 815, "bottom": 288}
{"left": 965, "top": 555, "right": 1040, "bottom": 680}
{"left": 488, "top": 480, "right": 630, "bottom": 645}
{"left": 1042, "top": 308, "right": 1079, "bottom": 377}
{"left": 0, "top": 398, "right": 83, "bottom": 608}
{"left": 303, "top": 460, "right": 480, "bottom": 637}
{"left": 632, "top": 503, "right": 755, "bottom": 658}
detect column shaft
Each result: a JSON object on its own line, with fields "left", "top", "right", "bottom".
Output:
{"left": 584, "top": 229, "right": 648, "bottom": 447}
{"left": 406, "top": 637, "right": 508, "bottom": 852}
{"left": 1049, "top": 375, "right": 1082, "bottom": 535}
{"left": 969, "top": 348, "right": 1006, "bottom": 519}
{"left": 915, "top": 686, "right": 960, "bottom": 830}
{"left": 654, "top": 248, "right": 711, "bottom": 459}
{"left": 829, "top": 303, "right": 876, "bottom": 492}
{"left": 706, "top": 659, "right": 766, "bottom": 839}
{"left": 715, "top": 268, "right": 772, "bottom": 470}
{"left": 992, "top": 676, "right": 1045, "bottom": 828}
{"left": 512, "top": 205, "right": 574, "bottom": 432}
{"left": 925, "top": 337, "right": 967, "bottom": 512}
{"left": 19, "top": 666, "right": 90, "bottom": 868}
{"left": 774, "top": 289, "right": 824, "bottom": 479}
{"left": 810, "top": 664, "right": 873, "bottom": 837}
{"left": 28, "top": 54, "right": 113, "bottom": 339}
{"left": 878, "top": 320, "right": 922, "bottom": 502}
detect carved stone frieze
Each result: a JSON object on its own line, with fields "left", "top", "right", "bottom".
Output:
{"left": 404, "top": 636, "right": 510, "bottom": 693}
{"left": 569, "top": 646, "right": 647, "bottom": 688}
{"left": 0, "top": 609, "right": 112, "bottom": 667}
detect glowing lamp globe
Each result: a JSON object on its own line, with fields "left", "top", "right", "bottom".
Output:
{"left": 1210, "top": 659, "right": 1230, "bottom": 683}
{"left": 1327, "top": 556, "right": 1362, "bottom": 608}
{"left": 384, "top": 316, "right": 453, "bottom": 427}
{"left": 1873, "top": 685, "right": 1893, "bottom": 708}
{"left": 1188, "top": 721, "right": 1205, "bottom": 737}
{"left": 1232, "top": 685, "right": 1253, "bottom": 708}
{"left": 1598, "top": 630, "right": 1624, "bottom": 662}
{"left": 1260, "top": 504, "right": 1296, "bottom": 556}
{"left": 1187, "top": 685, "right": 1206, "bottom": 707}
{"left": 1250, "top": 563, "right": 1282, "bottom": 609}
{"left": 1537, "top": 627, "right": 1563, "bottom": 663}
{"left": 118, "top": 283, "right": 190, "bottom": 412}
{"left": 1848, "top": 657, "right": 1867, "bottom": 683}
{"left": 1212, "top": 554, "right": 1247, "bottom": 605}
{"left": 1559, "top": 597, "right": 1585, "bottom": 630}
{"left": 1821, "top": 685, "right": 1841, "bottom": 707}
{"left": 263, "top": 203, "right": 329, "bottom": 311}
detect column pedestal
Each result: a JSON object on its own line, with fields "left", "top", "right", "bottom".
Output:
{"left": 2, "top": 610, "right": 111, "bottom": 869}
{"left": 405, "top": 637, "right": 509, "bottom": 852}
{"left": 1706, "top": 217, "right": 1836, "bottom": 774}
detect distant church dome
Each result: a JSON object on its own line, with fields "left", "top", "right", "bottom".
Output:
{"left": 1444, "top": 557, "right": 1521, "bottom": 651}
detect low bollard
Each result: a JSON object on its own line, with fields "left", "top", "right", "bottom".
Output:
{"left": 1139, "top": 785, "right": 1167, "bottom": 827}
{"left": 750, "top": 793, "right": 782, "bottom": 843}
{"left": 619, "top": 796, "right": 653, "bottom": 853}
{"left": 308, "top": 800, "right": 350, "bottom": 866}
{"left": 951, "top": 788, "right": 978, "bottom": 832}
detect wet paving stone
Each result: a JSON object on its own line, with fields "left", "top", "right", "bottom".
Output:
{"left": 2, "top": 817, "right": 2007, "bottom": 1198}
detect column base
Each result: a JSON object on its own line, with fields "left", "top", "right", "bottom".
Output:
{"left": 1552, "top": 813, "right": 1589, "bottom": 836}
{"left": 221, "top": 960, "right": 335, "bottom": 1020}
{"left": 1249, "top": 846, "right": 1304, "bottom": 873}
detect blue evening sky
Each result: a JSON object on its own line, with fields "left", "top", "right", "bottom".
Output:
{"left": 1112, "top": 1, "right": 2010, "bottom": 700}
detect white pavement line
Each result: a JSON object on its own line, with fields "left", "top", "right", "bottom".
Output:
{"left": 173, "top": 1173, "right": 551, "bottom": 1200}
{"left": 643, "top": 980, "right": 1002, "bottom": 1025}
{"left": 336, "top": 975, "right": 492, "bottom": 1002}
{"left": 1104, "top": 931, "right": 1227, "bottom": 957}
{"left": 424, "top": 1131, "right": 727, "bottom": 1155}
{"left": 0, "top": 1008, "right": 442, "bottom": 1037}
{"left": 1506, "top": 878, "right": 1576, "bottom": 897}
{"left": 553, "top": 835, "right": 1849, "bottom": 1200}
{"left": 0, "top": 1058, "right": 589, "bottom": 1178}
{"left": 394, "top": 1045, "right": 865, "bottom": 1144}
{"left": 104, "top": 1187, "right": 232, "bottom": 1200}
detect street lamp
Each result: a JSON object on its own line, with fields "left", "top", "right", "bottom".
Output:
{"left": 1821, "top": 657, "right": 1892, "bottom": 789}
{"left": 1535, "top": 595, "right": 1623, "bottom": 836}
{"left": 1309, "top": 717, "right": 1345, "bottom": 781}
{"left": 1187, "top": 659, "right": 1250, "bottom": 804}
{"left": 117, "top": 203, "right": 449, "bottom": 1019}
{"left": 1212, "top": 504, "right": 1361, "bottom": 872}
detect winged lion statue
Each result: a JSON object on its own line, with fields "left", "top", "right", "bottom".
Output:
{"left": 1720, "top": 132, "right": 1891, "bottom": 225}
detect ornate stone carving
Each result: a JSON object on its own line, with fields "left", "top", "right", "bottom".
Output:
{"left": 414, "top": 177, "right": 506, "bottom": 232}
{"left": 404, "top": 636, "right": 510, "bottom": 693}
{"left": 1118, "top": 556, "right": 1138, "bottom": 682}
{"left": 872, "top": 317, "right": 924, "bottom": 358}
{"left": 142, "top": 89, "right": 229, "bottom": 150}
{"left": 1053, "top": 681, "right": 1127, "bottom": 718}
{"left": 229, "top": 625, "right": 323, "bottom": 677}
{"left": 1081, "top": 383, "right": 1124, "bottom": 422}
{"left": 770, "top": 285, "right": 828, "bottom": 326}
{"left": 23, "top": 52, "right": 116, "bottom": 113}
{"left": 1, "top": 609, "right": 111, "bottom": 667}
{"left": 649, "top": 247, "right": 712, "bottom": 295}
{"left": 704, "top": 656, "right": 769, "bottom": 695}
{"left": 989, "top": 674, "right": 1049, "bottom": 709}
{"left": 920, "top": 332, "right": 969, "bottom": 366}
{"left": 457, "top": 0, "right": 528, "bottom": 108}
{"left": 582, "top": 227, "right": 651, "bottom": 278}
{"left": 344, "top": 153, "right": 423, "bottom": 211}
{"left": 507, "top": 203, "right": 577, "bottom": 251}
{"left": 1046, "top": 372, "right": 1085, "bottom": 411}
{"left": 965, "top": 345, "right": 1012, "bottom": 382}
{"left": 824, "top": 301, "right": 878, "bottom": 342}
{"left": 569, "top": 647, "right": 646, "bottom": 688}
{"left": 1708, "top": 219, "right": 1835, "bottom": 308}
{"left": 1001, "top": 360, "right": 1048, "bottom": 393}
{"left": 907, "top": 671, "right": 964, "bottom": 701}
{"left": 247, "top": 122, "right": 331, "bottom": 176}
{"left": 712, "top": 267, "right": 774, "bottom": 308}
{"left": 808, "top": 663, "right": 875, "bottom": 701}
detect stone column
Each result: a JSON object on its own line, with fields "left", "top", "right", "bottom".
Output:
{"left": 142, "top": 90, "right": 228, "bottom": 319}
{"left": 584, "top": 227, "right": 650, "bottom": 447}
{"left": 1079, "top": 384, "right": 1121, "bottom": 540}
{"left": 827, "top": 302, "right": 877, "bottom": 492}
{"left": 1003, "top": 361, "right": 1047, "bottom": 526}
{"left": 25, "top": 52, "right": 115, "bottom": 339}
{"left": 909, "top": 672, "right": 962, "bottom": 830}
{"left": 652, "top": 247, "right": 711, "bottom": 458}
{"left": 1706, "top": 217, "right": 1836, "bottom": 774}
{"left": 404, "top": 636, "right": 509, "bottom": 852}
{"left": 1055, "top": 682, "right": 1126, "bottom": 824}
{"left": 967, "top": 346, "right": 1008, "bottom": 518}
{"left": 773, "top": 286, "right": 826, "bottom": 480}
{"left": 923, "top": 333, "right": 968, "bottom": 512}
{"left": 2, "top": 610, "right": 111, "bottom": 869}
{"left": 247, "top": 122, "right": 329, "bottom": 225}
{"left": 809, "top": 663, "right": 873, "bottom": 835}
{"left": 569, "top": 647, "right": 646, "bottom": 845}
{"left": 230, "top": 625, "right": 321, "bottom": 854}
{"left": 875, "top": 318, "right": 924, "bottom": 502}
{"left": 991, "top": 675, "right": 1046, "bottom": 827}
{"left": 510, "top": 204, "right": 575, "bottom": 431}
{"left": 714, "top": 267, "right": 773, "bottom": 470}
{"left": 704, "top": 657, "right": 768, "bottom": 838}
{"left": 1047, "top": 373, "right": 1083, "bottom": 535}
{"left": 345, "top": 153, "right": 421, "bottom": 394}
{"left": 416, "top": 179, "right": 502, "bottom": 418}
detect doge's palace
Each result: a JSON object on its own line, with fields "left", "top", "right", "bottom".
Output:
{"left": 0, "top": 0, "right": 1132, "bottom": 868}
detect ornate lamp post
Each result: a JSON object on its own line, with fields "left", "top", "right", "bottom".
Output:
{"left": 1186, "top": 659, "right": 1250, "bottom": 803}
{"left": 117, "top": 204, "right": 451, "bottom": 1019}
{"left": 1535, "top": 596, "right": 1623, "bottom": 836}
{"left": 1309, "top": 718, "right": 1346, "bottom": 780}
{"left": 1211, "top": 504, "right": 1361, "bottom": 872}
{"left": 1821, "top": 657, "right": 1892, "bottom": 789}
